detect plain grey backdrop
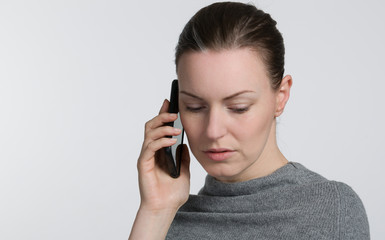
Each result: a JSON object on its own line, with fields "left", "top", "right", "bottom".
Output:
{"left": 1, "top": 0, "right": 384, "bottom": 239}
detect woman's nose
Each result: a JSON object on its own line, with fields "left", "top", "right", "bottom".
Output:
{"left": 205, "top": 108, "right": 227, "bottom": 140}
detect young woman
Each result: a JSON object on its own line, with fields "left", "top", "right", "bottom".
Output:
{"left": 129, "top": 2, "right": 369, "bottom": 239}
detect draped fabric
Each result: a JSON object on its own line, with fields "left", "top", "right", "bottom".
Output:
{"left": 166, "top": 162, "right": 370, "bottom": 240}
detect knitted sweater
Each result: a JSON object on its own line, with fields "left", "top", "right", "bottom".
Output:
{"left": 166, "top": 162, "right": 370, "bottom": 239}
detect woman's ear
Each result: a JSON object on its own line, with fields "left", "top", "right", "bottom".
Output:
{"left": 275, "top": 75, "right": 293, "bottom": 117}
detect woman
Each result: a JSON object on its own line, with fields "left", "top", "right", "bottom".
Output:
{"left": 129, "top": 2, "right": 369, "bottom": 239}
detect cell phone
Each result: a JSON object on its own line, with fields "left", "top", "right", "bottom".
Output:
{"left": 163, "top": 79, "right": 184, "bottom": 178}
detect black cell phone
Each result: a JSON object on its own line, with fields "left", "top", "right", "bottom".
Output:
{"left": 163, "top": 79, "right": 184, "bottom": 178}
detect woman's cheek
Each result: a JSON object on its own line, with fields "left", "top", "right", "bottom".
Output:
{"left": 181, "top": 114, "right": 196, "bottom": 140}
{"left": 181, "top": 114, "right": 204, "bottom": 154}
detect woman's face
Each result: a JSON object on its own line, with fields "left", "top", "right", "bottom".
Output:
{"left": 177, "top": 48, "right": 284, "bottom": 182}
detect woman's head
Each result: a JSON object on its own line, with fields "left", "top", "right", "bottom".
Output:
{"left": 176, "top": 2, "right": 292, "bottom": 182}
{"left": 175, "top": 1, "right": 285, "bottom": 90}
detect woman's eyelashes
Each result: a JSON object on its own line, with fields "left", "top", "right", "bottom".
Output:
{"left": 185, "top": 104, "right": 206, "bottom": 112}
{"left": 184, "top": 104, "right": 250, "bottom": 114}
{"left": 229, "top": 106, "right": 249, "bottom": 113}
{"left": 185, "top": 105, "right": 206, "bottom": 112}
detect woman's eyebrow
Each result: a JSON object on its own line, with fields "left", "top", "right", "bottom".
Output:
{"left": 223, "top": 90, "right": 256, "bottom": 100}
{"left": 180, "top": 90, "right": 256, "bottom": 101}
{"left": 180, "top": 91, "right": 204, "bottom": 100}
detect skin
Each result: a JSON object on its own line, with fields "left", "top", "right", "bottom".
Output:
{"left": 178, "top": 48, "right": 293, "bottom": 182}
{"left": 129, "top": 48, "right": 292, "bottom": 239}
{"left": 129, "top": 101, "right": 190, "bottom": 240}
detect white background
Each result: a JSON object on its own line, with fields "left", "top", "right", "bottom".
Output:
{"left": 1, "top": 0, "right": 384, "bottom": 239}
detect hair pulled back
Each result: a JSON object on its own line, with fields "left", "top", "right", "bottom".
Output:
{"left": 175, "top": 2, "right": 285, "bottom": 90}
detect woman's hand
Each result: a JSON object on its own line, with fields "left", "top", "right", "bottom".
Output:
{"left": 129, "top": 99, "right": 190, "bottom": 240}
{"left": 137, "top": 99, "right": 190, "bottom": 212}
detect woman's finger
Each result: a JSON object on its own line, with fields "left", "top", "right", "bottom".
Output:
{"left": 139, "top": 137, "right": 177, "bottom": 165}
{"left": 159, "top": 99, "right": 169, "bottom": 114}
{"left": 145, "top": 112, "right": 178, "bottom": 133}
{"left": 145, "top": 125, "right": 181, "bottom": 144}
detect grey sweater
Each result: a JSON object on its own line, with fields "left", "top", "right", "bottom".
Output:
{"left": 166, "top": 162, "right": 370, "bottom": 239}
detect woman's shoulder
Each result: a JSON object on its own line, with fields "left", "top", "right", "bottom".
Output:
{"left": 288, "top": 162, "right": 367, "bottom": 209}
{"left": 320, "top": 181, "right": 370, "bottom": 239}
{"left": 289, "top": 162, "right": 370, "bottom": 239}
{"left": 288, "top": 162, "right": 360, "bottom": 191}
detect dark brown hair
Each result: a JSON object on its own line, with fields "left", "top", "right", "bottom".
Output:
{"left": 175, "top": 2, "right": 285, "bottom": 90}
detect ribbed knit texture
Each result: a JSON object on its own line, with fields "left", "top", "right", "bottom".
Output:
{"left": 166, "top": 162, "right": 370, "bottom": 239}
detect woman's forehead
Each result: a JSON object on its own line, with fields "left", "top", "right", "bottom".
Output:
{"left": 177, "top": 49, "right": 271, "bottom": 95}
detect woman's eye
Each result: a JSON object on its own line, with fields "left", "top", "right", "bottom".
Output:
{"left": 230, "top": 107, "right": 249, "bottom": 113}
{"left": 186, "top": 106, "right": 205, "bottom": 112}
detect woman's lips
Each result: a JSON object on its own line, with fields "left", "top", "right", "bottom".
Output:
{"left": 204, "top": 148, "right": 235, "bottom": 161}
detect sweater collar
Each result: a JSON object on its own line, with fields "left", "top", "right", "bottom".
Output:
{"left": 198, "top": 162, "right": 298, "bottom": 196}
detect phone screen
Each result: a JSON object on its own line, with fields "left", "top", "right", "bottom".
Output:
{"left": 170, "top": 112, "right": 184, "bottom": 166}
